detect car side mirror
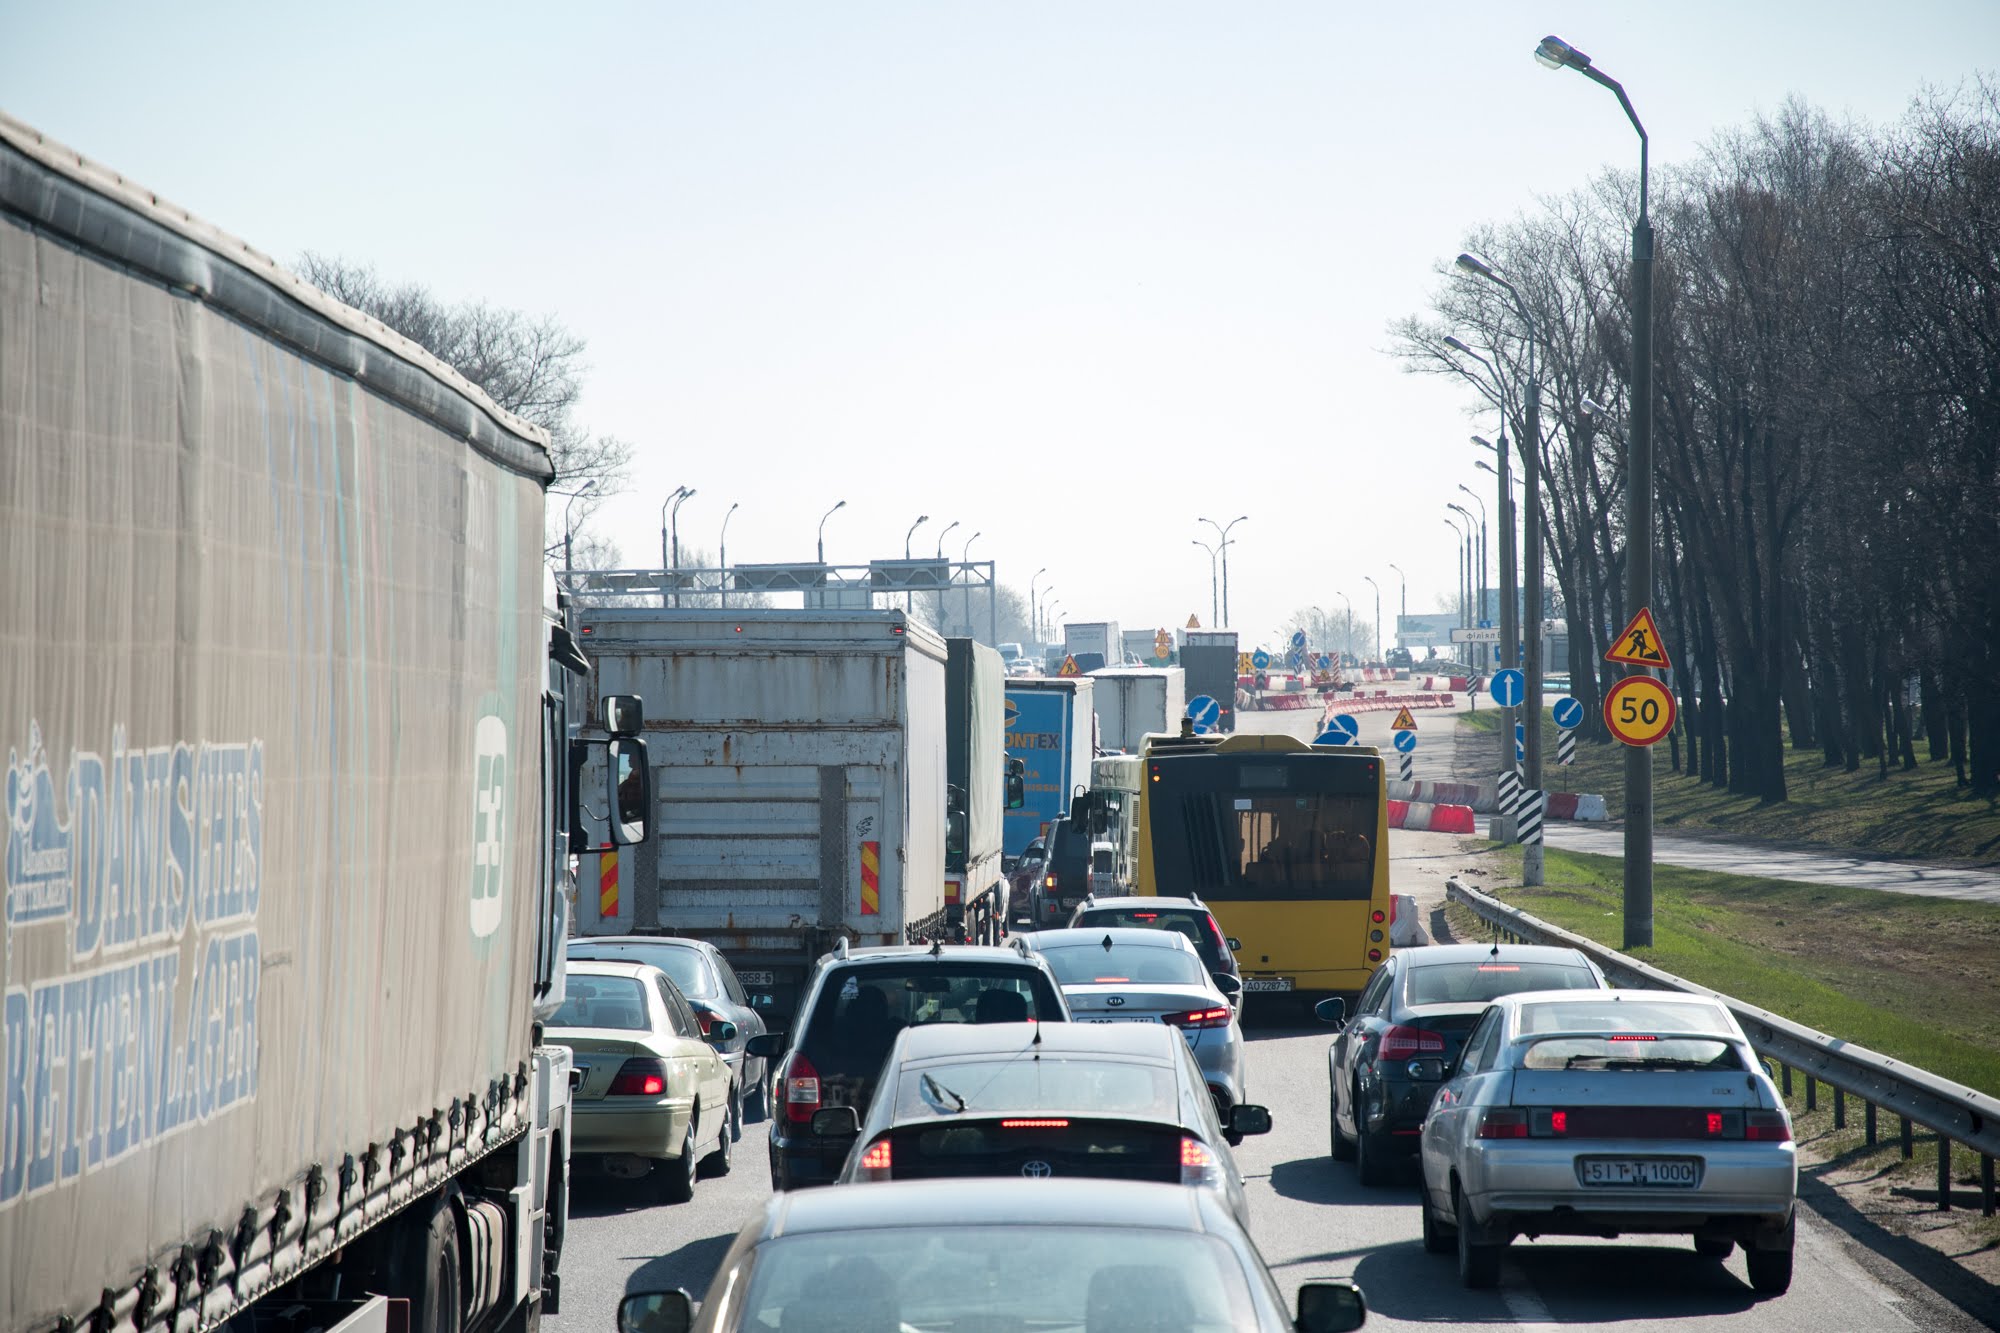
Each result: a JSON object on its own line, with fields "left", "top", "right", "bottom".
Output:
{"left": 744, "top": 1032, "right": 786, "bottom": 1059}
{"left": 1212, "top": 973, "right": 1242, "bottom": 997}
{"left": 617, "top": 1291, "right": 694, "bottom": 1333}
{"left": 811, "top": 1106, "right": 861, "bottom": 1139}
{"left": 1314, "top": 997, "right": 1346, "bottom": 1026}
{"left": 1228, "top": 1104, "right": 1272, "bottom": 1137}
{"left": 1225, "top": 937, "right": 1242, "bottom": 952}
{"left": 705, "top": 1019, "right": 739, "bottom": 1046}
{"left": 1294, "top": 1278, "right": 1368, "bottom": 1333}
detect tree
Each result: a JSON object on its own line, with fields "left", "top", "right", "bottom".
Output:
{"left": 295, "top": 254, "right": 634, "bottom": 565}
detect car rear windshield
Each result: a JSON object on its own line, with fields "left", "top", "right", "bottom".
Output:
{"left": 1074, "top": 908, "right": 1226, "bottom": 965}
{"left": 1091, "top": 848, "right": 1117, "bottom": 873}
{"left": 1406, "top": 961, "right": 1598, "bottom": 1006}
{"left": 736, "top": 1227, "right": 1256, "bottom": 1332}
{"left": 1522, "top": 1037, "right": 1749, "bottom": 1072}
{"left": 893, "top": 1057, "right": 1177, "bottom": 1120}
{"left": 802, "top": 964, "right": 1066, "bottom": 1087}
{"left": 567, "top": 943, "right": 714, "bottom": 998}
{"left": 1041, "top": 943, "right": 1206, "bottom": 988}
{"left": 548, "top": 976, "right": 648, "bottom": 1031}
{"left": 1516, "top": 998, "right": 1736, "bottom": 1038}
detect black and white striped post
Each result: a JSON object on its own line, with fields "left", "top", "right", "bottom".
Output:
{"left": 1398, "top": 752, "right": 1414, "bottom": 782}
{"left": 1496, "top": 766, "right": 1521, "bottom": 841}
{"left": 1517, "top": 788, "right": 1546, "bottom": 845}
{"left": 1557, "top": 730, "right": 1577, "bottom": 766}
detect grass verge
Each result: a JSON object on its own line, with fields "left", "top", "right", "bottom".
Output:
{"left": 1460, "top": 707, "right": 2000, "bottom": 864}
{"left": 1444, "top": 845, "right": 2000, "bottom": 1097}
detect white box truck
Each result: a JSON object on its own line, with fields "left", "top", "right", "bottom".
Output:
{"left": 1061, "top": 621, "right": 1122, "bottom": 673}
{"left": 565, "top": 607, "right": 953, "bottom": 1021}
{"left": 1089, "top": 667, "right": 1188, "bottom": 753}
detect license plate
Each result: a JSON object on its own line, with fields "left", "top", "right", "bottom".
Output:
{"left": 1242, "top": 977, "right": 1294, "bottom": 992}
{"left": 1061, "top": 897, "right": 1081, "bottom": 908}
{"left": 736, "top": 970, "right": 776, "bottom": 987}
{"left": 1579, "top": 1158, "right": 1701, "bottom": 1188}
{"left": 1080, "top": 1015, "right": 1160, "bottom": 1023}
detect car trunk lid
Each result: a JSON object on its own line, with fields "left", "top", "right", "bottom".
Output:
{"left": 548, "top": 1033, "right": 649, "bottom": 1101}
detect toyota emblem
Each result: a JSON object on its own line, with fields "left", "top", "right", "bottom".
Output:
{"left": 1106, "top": 996, "right": 1126, "bottom": 1007}
{"left": 1021, "top": 1160, "right": 1054, "bottom": 1179}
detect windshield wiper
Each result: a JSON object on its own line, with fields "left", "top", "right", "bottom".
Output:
{"left": 921, "top": 1073, "right": 966, "bottom": 1113}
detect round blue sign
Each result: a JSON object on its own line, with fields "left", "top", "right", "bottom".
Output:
{"left": 1291, "top": 631, "right": 1308, "bottom": 649}
{"left": 1552, "top": 696, "right": 1585, "bottom": 730}
{"left": 1392, "top": 729, "right": 1417, "bottom": 753}
{"left": 1314, "top": 714, "right": 1360, "bottom": 746}
{"left": 1187, "top": 695, "right": 1221, "bottom": 733}
{"left": 1316, "top": 654, "right": 1331, "bottom": 670}
{"left": 1489, "top": 668, "right": 1526, "bottom": 708}
{"left": 1251, "top": 650, "right": 1271, "bottom": 671}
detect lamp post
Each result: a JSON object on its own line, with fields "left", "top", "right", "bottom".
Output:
{"left": 1449, "top": 504, "right": 1480, "bottom": 636}
{"left": 1041, "top": 587, "right": 1059, "bottom": 643}
{"left": 564, "top": 480, "right": 597, "bottom": 573}
{"left": 1458, "top": 250, "right": 1546, "bottom": 885}
{"left": 718, "top": 501, "right": 739, "bottom": 609}
{"left": 934, "top": 520, "right": 959, "bottom": 559}
{"left": 1387, "top": 563, "right": 1407, "bottom": 651}
{"left": 1334, "top": 592, "right": 1353, "bottom": 662}
{"left": 1537, "top": 32, "right": 1654, "bottom": 945}
{"left": 1443, "top": 513, "right": 1470, "bottom": 629}
{"left": 902, "top": 515, "right": 929, "bottom": 615}
{"left": 1030, "top": 567, "right": 1049, "bottom": 641}
{"left": 661, "top": 484, "right": 690, "bottom": 568}
{"left": 1193, "top": 540, "right": 1221, "bottom": 628}
{"left": 817, "top": 499, "right": 847, "bottom": 564}
{"left": 1198, "top": 515, "right": 1248, "bottom": 626}
{"left": 1362, "top": 576, "right": 1382, "bottom": 662}
{"left": 1449, "top": 332, "right": 1521, "bottom": 687}
{"left": 1458, "top": 485, "right": 1488, "bottom": 627}
{"left": 668, "top": 486, "right": 697, "bottom": 608}
{"left": 960, "top": 531, "right": 981, "bottom": 636}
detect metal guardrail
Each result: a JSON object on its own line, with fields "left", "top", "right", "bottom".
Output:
{"left": 1446, "top": 877, "right": 1999, "bottom": 1215}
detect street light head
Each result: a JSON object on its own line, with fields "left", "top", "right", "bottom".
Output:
{"left": 578, "top": 479, "right": 598, "bottom": 496}
{"left": 1476, "top": 459, "right": 1497, "bottom": 476}
{"left": 1580, "top": 395, "right": 1610, "bottom": 418}
{"left": 1471, "top": 434, "right": 1494, "bottom": 451}
{"left": 1534, "top": 35, "right": 1591, "bottom": 72}
{"left": 1443, "top": 335, "right": 1474, "bottom": 355}
{"left": 1455, "top": 252, "right": 1497, "bottom": 280}
{"left": 832, "top": 499, "right": 847, "bottom": 512}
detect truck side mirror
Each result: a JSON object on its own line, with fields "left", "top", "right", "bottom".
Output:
{"left": 608, "top": 738, "right": 652, "bottom": 845}
{"left": 1005, "top": 758, "right": 1027, "bottom": 810}
{"left": 946, "top": 808, "right": 968, "bottom": 857}
{"left": 601, "top": 694, "right": 644, "bottom": 737}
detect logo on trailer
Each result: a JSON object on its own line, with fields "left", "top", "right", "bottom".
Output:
{"left": 470, "top": 714, "right": 507, "bottom": 939}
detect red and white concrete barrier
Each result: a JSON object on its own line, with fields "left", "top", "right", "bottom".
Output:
{"left": 1386, "top": 799, "right": 1478, "bottom": 834}
{"left": 1388, "top": 779, "right": 1608, "bottom": 821}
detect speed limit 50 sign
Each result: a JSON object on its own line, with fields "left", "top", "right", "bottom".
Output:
{"left": 1604, "top": 676, "right": 1676, "bottom": 747}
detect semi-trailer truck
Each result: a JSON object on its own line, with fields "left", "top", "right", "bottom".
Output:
{"left": 945, "top": 639, "right": 1019, "bottom": 941}
{"left": 1179, "top": 630, "right": 1242, "bottom": 734}
{"left": 1002, "top": 677, "right": 1095, "bottom": 861}
{"left": 1089, "top": 667, "right": 1187, "bottom": 754}
{"left": 0, "top": 114, "right": 648, "bottom": 1333}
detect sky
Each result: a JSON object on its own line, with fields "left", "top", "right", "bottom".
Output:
{"left": 5, "top": 1, "right": 1996, "bottom": 651}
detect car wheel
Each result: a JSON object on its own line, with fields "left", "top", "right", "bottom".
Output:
{"left": 699, "top": 1099, "right": 733, "bottom": 1179}
{"left": 1352, "top": 1084, "right": 1391, "bottom": 1186}
{"left": 658, "top": 1113, "right": 697, "bottom": 1204}
{"left": 1694, "top": 1236, "right": 1734, "bottom": 1260}
{"left": 1329, "top": 1093, "right": 1355, "bottom": 1161}
{"left": 1420, "top": 1182, "right": 1454, "bottom": 1255}
{"left": 728, "top": 1082, "right": 744, "bottom": 1142}
{"left": 1454, "top": 1182, "right": 1502, "bottom": 1289}
{"left": 1745, "top": 1219, "right": 1794, "bottom": 1295}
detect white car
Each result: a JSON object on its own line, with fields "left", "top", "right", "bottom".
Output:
{"left": 1417, "top": 990, "right": 1796, "bottom": 1294}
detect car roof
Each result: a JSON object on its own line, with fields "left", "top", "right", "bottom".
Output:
{"left": 568, "top": 935, "right": 713, "bottom": 954}
{"left": 1490, "top": 988, "right": 1724, "bottom": 1010}
{"left": 565, "top": 959, "right": 661, "bottom": 979}
{"left": 1030, "top": 927, "right": 1196, "bottom": 952}
{"left": 832, "top": 944, "right": 1045, "bottom": 965}
{"left": 892, "top": 1020, "right": 1184, "bottom": 1064}
{"left": 1077, "top": 896, "right": 1210, "bottom": 913}
{"left": 760, "top": 1178, "right": 1229, "bottom": 1240}
{"left": 1401, "top": 943, "right": 1592, "bottom": 968}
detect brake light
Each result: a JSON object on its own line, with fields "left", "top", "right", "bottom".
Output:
{"left": 1475, "top": 965, "right": 1520, "bottom": 972}
{"left": 1478, "top": 1109, "right": 1529, "bottom": 1139}
{"left": 1045, "top": 876, "right": 1057, "bottom": 888}
{"left": 1371, "top": 910, "right": 1386, "bottom": 924}
{"left": 1000, "top": 1119, "right": 1070, "bottom": 1128}
{"left": 857, "top": 1137, "right": 892, "bottom": 1180}
{"left": 607, "top": 1058, "right": 669, "bottom": 1097}
{"left": 1707, "top": 1112, "right": 1724, "bottom": 1136}
{"left": 1378, "top": 1025, "right": 1447, "bottom": 1060}
{"left": 1132, "top": 912, "right": 1159, "bottom": 920}
{"left": 1550, "top": 1110, "right": 1567, "bottom": 1135}
{"left": 1368, "top": 948, "right": 1382, "bottom": 961}
{"left": 1165, "top": 1007, "right": 1232, "bottom": 1030}
{"left": 1093, "top": 976, "right": 1131, "bottom": 983}
{"left": 1180, "top": 1135, "right": 1221, "bottom": 1187}
{"left": 1745, "top": 1110, "right": 1792, "bottom": 1142}
{"left": 783, "top": 1051, "right": 822, "bottom": 1125}
{"left": 1608, "top": 1034, "right": 1658, "bottom": 1042}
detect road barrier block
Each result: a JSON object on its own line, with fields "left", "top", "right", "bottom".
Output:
{"left": 1389, "top": 892, "right": 1427, "bottom": 947}
{"left": 1428, "top": 802, "right": 1477, "bottom": 834}
{"left": 1546, "top": 791, "right": 1580, "bottom": 820}
{"left": 1574, "top": 793, "right": 1608, "bottom": 821}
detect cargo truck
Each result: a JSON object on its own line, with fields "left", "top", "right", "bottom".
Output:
{"left": 1179, "top": 630, "right": 1242, "bottom": 733}
{"left": 564, "top": 607, "right": 956, "bottom": 1022}
{"left": 0, "top": 115, "right": 650, "bottom": 1333}
{"left": 945, "top": 639, "right": 1021, "bottom": 941}
{"left": 1060, "top": 621, "right": 1121, "bottom": 674}
{"left": 1002, "top": 677, "right": 1096, "bottom": 861}
{"left": 1121, "top": 628, "right": 1165, "bottom": 667}
{"left": 1089, "top": 667, "right": 1188, "bottom": 755}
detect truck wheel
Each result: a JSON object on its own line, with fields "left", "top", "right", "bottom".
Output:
{"left": 382, "top": 1193, "right": 465, "bottom": 1333}
{"left": 658, "top": 1115, "right": 698, "bottom": 1204}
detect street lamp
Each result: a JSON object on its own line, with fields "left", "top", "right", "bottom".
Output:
{"left": 564, "top": 479, "right": 598, "bottom": 573}
{"left": 1193, "top": 540, "right": 1221, "bottom": 628}
{"left": 1458, "top": 484, "right": 1488, "bottom": 626}
{"left": 958, "top": 531, "right": 981, "bottom": 635}
{"left": 1443, "top": 513, "right": 1471, "bottom": 631}
{"left": 661, "top": 484, "right": 691, "bottom": 568}
{"left": 1472, "top": 432, "right": 1521, "bottom": 747}
{"left": 1458, "top": 249, "right": 1547, "bottom": 885}
{"left": 1536, "top": 33, "right": 1652, "bottom": 932}
{"left": 1030, "top": 567, "right": 1049, "bottom": 641}
{"left": 1334, "top": 591, "right": 1353, "bottom": 663}
{"left": 1387, "top": 563, "right": 1407, "bottom": 645}
{"left": 934, "top": 520, "right": 959, "bottom": 559}
{"left": 1448, "top": 504, "right": 1479, "bottom": 634}
{"left": 668, "top": 487, "right": 698, "bottom": 608}
{"left": 1198, "top": 515, "right": 1248, "bottom": 626}
{"left": 1362, "top": 575, "right": 1382, "bottom": 663}
{"left": 817, "top": 499, "right": 847, "bottom": 564}
{"left": 904, "top": 515, "right": 929, "bottom": 560}
{"left": 718, "top": 502, "right": 739, "bottom": 609}
{"left": 1041, "top": 586, "right": 1059, "bottom": 642}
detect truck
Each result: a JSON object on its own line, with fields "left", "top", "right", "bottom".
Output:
{"left": 1089, "top": 666, "right": 1187, "bottom": 754}
{"left": 1002, "top": 677, "right": 1096, "bottom": 860}
{"left": 1121, "top": 628, "right": 1165, "bottom": 667}
{"left": 1180, "top": 629, "right": 1242, "bottom": 733}
{"left": 0, "top": 114, "right": 648, "bottom": 1333}
{"left": 564, "top": 607, "right": 958, "bottom": 1021}
{"left": 945, "top": 639, "right": 1020, "bottom": 940}
{"left": 1061, "top": 621, "right": 1121, "bottom": 674}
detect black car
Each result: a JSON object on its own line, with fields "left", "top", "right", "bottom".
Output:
{"left": 1027, "top": 819, "right": 1092, "bottom": 927}
{"left": 566, "top": 935, "right": 773, "bottom": 1124}
{"left": 1067, "top": 893, "right": 1241, "bottom": 994}
{"left": 1317, "top": 943, "right": 1607, "bottom": 1185}
{"left": 746, "top": 940, "right": 1071, "bottom": 1190}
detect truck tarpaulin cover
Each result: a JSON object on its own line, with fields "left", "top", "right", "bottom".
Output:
{"left": 0, "top": 117, "right": 553, "bottom": 1331}
{"left": 951, "top": 641, "right": 1006, "bottom": 867}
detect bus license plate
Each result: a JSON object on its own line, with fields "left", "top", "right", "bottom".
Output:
{"left": 1579, "top": 1158, "right": 1700, "bottom": 1188}
{"left": 1242, "top": 977, "right": 1294, "bottom": 993}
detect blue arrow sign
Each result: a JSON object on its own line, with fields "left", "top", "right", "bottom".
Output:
{"left": 1316, "top": 654, "right": 1331, "bottom": 670}
{"left": 1251, "top": 650, "right": 1271, "bottom": 671}
{"left": 1291, "top": 631, "right": 1307, "bottom": 649}
{"left": 1314, "top": 714, "right": 1360, "bottom": 746}
{"left": 1187, "top": 695, "right": 1221, "bottom": 733}
{"left": 1489, "top": 668, "right": 1525, "bottom": 708}
{"left": 1552, "top": 696, "right": 1585, "bottom": 730}
{"left": 1392, "top": 729, "right": 1417, "bottom": 753}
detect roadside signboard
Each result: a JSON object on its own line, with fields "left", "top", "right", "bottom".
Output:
{"left": 1059, "top": 655, "right": 1081, "bottom": 677}
{"left": 1449, "top": 626, "right": 1501, "bottom": 643}
{"left": 1315, "top": 714, "right": 1360, "bottom": 746}
{"left": 1552, "top": 696, "right": 1585, "bottom": 730}
{"left": 1154, "top": 629, "right": 1173, "bottom": 661}
{"left": 1291, "top": 631, "right": 1307, "bottom": 649}
{"left": 1389, "top": 706, "right": 1417, "bottom": 731}
{"left": 1489, "top": 668, "right": 1525, "bottom": 709}
{"left": 1392, "top": 730, "right": 1417, "bottom": 753}
{"left": 1603, "top": 676, "right": 1676, "bottom": 746}
{"left": 1187, "top": 694, "right": 1222, "bottom": 733}
{"left": 1252, "top": 649, "right": 1271, "bottom": 671}
{"left": 1606, "top": 607, "right": 1672, "bottom": 669}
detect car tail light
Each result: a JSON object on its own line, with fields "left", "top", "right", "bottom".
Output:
{"left": 858, "top": 1137, "right": 892, "bottom": 1181}
{"left": 782, "top": 1051, "right": 822, "bottom": 1125}
{"left": 1001, "top": 1119, "right": 1070, "bottom": 1128}
{"left": 1478, "top": 1109, "right": 1529, "bottom": 1139}
{"left": 1165, "top": 1007, "right": 1232, "bottom": 1030}
{"left": 1045, "top": 875, "right": 1058, "bottom": 888}
{"left": 1608, "top": 1033, "right": 1658, "bottom": 1042}
{"left": 1378, "top": 1025, "right": 1447, "bottom": 1060}
{"left": 1180, "top": 1135, "right": 1221, "bottom": 1187}
{"left": 1131, "top": 912, "right": 1159, "bottom": 920}
{"left": 1745, "top": 1110, "right": 1792, "bottom": 1142}
{"left": 607, "top": 1058, "right": 669, "bottom": 1097}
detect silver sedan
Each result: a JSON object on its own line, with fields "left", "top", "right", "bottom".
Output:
{"left": 1418, "top": 989, "right": 1797, "bottom": 1294}
{"left": 1028, "top": 928, "right": 1249, "bottom": 1135}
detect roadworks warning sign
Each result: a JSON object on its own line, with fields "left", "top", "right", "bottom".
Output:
{"left": 1605, "top": 607, "right": 1672, "bottom": 669}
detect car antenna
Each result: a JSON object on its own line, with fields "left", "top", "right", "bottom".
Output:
{"left": 1490, "top": 938, "right": 1501, "bottom": 958}
{"left": 930, "top": 937, "right": 944, "bottom": 958}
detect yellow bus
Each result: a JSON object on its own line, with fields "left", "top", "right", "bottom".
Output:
{"left": 1132, "top": 730, "right": 1391, "bottom": 1000}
